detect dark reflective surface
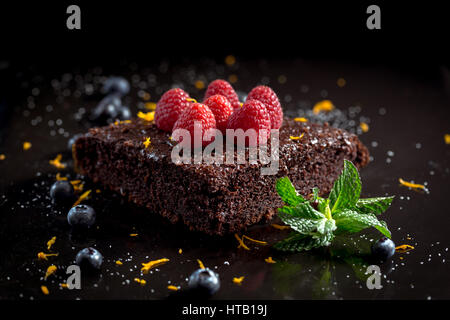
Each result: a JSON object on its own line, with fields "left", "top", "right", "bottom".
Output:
{"left": 0, "top": 57, "right": 449, "bottom": 300}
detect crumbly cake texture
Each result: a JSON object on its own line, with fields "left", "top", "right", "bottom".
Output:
{"left": 73, "top": 118, "right": 369, "bottom": 235}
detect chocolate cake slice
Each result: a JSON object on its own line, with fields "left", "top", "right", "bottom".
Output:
{"left": 73, "top": 118, "right": 369, "bottom": 235}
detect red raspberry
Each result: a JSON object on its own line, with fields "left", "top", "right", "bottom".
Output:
{"left": 226, "top": 99, "right": 271, "bottom": 146}
{"left": 204, "top": 79, "right": 241, "bottom": 109}
{"left": 172, "top": 103, "right": 216, "bottom": 147}
{"left": 247, "top": 85, "right": 283, "bottom": 129}
{"left": 155, "top": 88, "right": 192, "bottom": 132}
{"left": 203, "top": 95, "right": 234, "bottom": 134}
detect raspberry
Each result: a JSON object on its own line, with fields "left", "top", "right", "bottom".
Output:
{"left": 172, "top": 103, "right": 216, "bottom": 147}
{"left": 155, "top": 88, "right": 192, "bottom": 132}
{"left": 203, "top": 95, "right": 234, "bottom": 134}
{"left": 226, "top": 99, "right": 271, "bottom": 146}
{"left": 247, "top": 85, "right": 283, "bottom": 129}
{"left": 204, "top": 79, "right": 241, "bottom": 109}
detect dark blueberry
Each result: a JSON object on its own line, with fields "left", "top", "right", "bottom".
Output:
{"left": 118, "top": 106, "right": 132, "bottom": 120}
{"left": 90, "top": 94, "right": 122, "bottom": 122}
{"left": 50, "top": 180, "right": 74, "bottom": 202}
{"left": 75, "top": 247, "right": 103, "bottom": 271}
{"left": 188, "top": 268, "right": 220, "bottom": 296}
{"left": 67, "top": 133, "right": 84, "bottom": 151}
{"left": 67, "top": 204, "right": 96, "bottom": 228}
{"left": 102, "top": 77, "right": 130, "bottom": 96}
{"left": 371, "top": 237, "right": 396, "bottom": 261}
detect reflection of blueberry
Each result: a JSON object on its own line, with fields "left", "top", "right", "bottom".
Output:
{"left": 102, "top": 77, "right": 130, "bottom": 96}
{"left": 75, "top": 247, "right": 103, "bottom": 271}
{"left": 67, "top": 204, "right": 96, "bottom": 228}
{"left": 188, "top": 268, "right": 220, "bottom": 295}
{"left": 67, "top": 133, "right": 83, "bottom": 151}
{"left": 371, "top": 237, "right": 396, "bottom": 261}
{"left": 90, "top": 94, "right": 122, "bottom": 122}
{"left": 50, "top": 181, "right": 74, "bottom": 202}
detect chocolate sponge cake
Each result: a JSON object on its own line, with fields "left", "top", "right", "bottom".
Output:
{"left": 73, "top": 118, "right": 369, "bottom": 235}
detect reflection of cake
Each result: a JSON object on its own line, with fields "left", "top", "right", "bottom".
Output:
{"left": 73, "top": 118, "right": 369, "bottom": 235}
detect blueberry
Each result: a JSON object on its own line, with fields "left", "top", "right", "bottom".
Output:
{"left": 188, "top": 268, "right": 220, "bottom": 296}
{"left": 50, "top": 181, "right": 74, "bottom": 202}
{"left": 67, "top": 133, "right": 83, "bottom": 151}
{"left": 371, "top": 237, "right": 396, "bottom": 261}
{"left": 118, "top": 106, "right": 132, "bottom": 120}
{"left": 102, "top": 77, "right": 130, "bottom": 96}
{"left": 90, "top": 95, "right": 122, "bottom": 122}
{"left": 75, "top": 247, "right": 103, "bottom": 271}
{"left": 67, "top": 204, "right": 96, "bottom": 228}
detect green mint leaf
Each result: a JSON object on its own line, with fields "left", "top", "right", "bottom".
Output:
{"left": 312, "top": 187, "right": 320, "bottom": 201}
{"left": 276, "top": 177, "right": 306, "bottom": 206}
{"left": 278, "top": 213, "right": 321, "bottom": 234}
{"left": 333, "top": 210, "right": 391, "bottom": 238}
{"left": 354, "top": 196, "right": 394, "bottom": 215}
{"left": 278, "top": 202, "right": 325, "bottom": 220}
{"left": 328, "top": 160, "right": 362, "bottom": 213}
{"left": 273, "top": 232, "right": 333, "bottom": 252}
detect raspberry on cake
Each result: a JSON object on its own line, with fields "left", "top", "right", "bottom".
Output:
{"left": 226, "top": 99, "right": 272, "bottom": 146}
{"left": 155, "top": 88, "right": 192, "bottom": 132}
{"left": 172, "top": 103, "right": 216, "bottom": 147}
{"left": 203, "top": 95, "right": 234, "bottom": 134}
{"left": 247, "top": 85, "right": 284, "bottom": 129}
{"left": 203, "top": 79, "right": 241, "bottom": 110}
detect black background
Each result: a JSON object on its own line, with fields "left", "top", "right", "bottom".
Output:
{"left": 0, "top": 1, "right": 448, "bottom": 69}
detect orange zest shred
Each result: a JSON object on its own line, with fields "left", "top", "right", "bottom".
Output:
{"left": 167, "top": 285, "right": 179, "bottom": 291}
{"left": 143, "top": 137, "right": 151, "bottom": 149}
{"left": 72, "top": 189, "right": 92, "bottom": 207}
{"left": 130, "top": 233, "right": 138, "bottom": 237}
{"left": 41, "top": 285, "right": 49, "bottom": 295}
{"left": 294, "top": 117, "right": 308, "bottom": 122}
{"left": 242, "top": 235, "right": 267, "bottom": 245}
{"left": 0, "top": 154, "right": 5, "bottom": 160}
{"left": 23, "top": 142, "right": 32, "bottom": 151}
{"left": 70, "top": 180, "right": 84, "bottom": 193}
{"left": 145, "top": 102, "right": 157, "bottom": 110}
{"left": 49, "top": 154, "right": 66, "bottom": 169}
{"left": 312, "top": 100, "right": 335, "bottom": 115}
{"left": 195, "top": 81, "right": 205, "bottom": 90}
{"left": 360, "top": 122, "right": 369, "bottom": 133}
{"left": 395, "top": 244, "right": 415, "bottom": 253}
{"left": 186, "top": 98, "right": 198, "bottom": 103}
{"left": 178, "top": 248, "right": 182, "bottom": 254}
{"left": 60, "top": 283, "right": 68, "bottom": 288}
{"left": 134, "top": 278, "right": 147, "bottom": 286}
{"left": 444, "top": 134, "right": 450, "bottom": 144}
{"left": 37, "top": 252, "right": 59, "bottom": 260}
{"left": 398, "top": 178, "right": 428, "bottom": 192}
{"left": 197, "top": 259, "right": 205, "bottom": 269}
{"left": 47, "top": 236, "right": 56, "bottom": 251}
{"left": 265, "top": 257, "right": 276, "bottom": 264}
{"left": 271, "top": 223, "right": 290, "bottom": 230}
{"left": 234, "top": 233, "right": 250, "bottom": 250}
{"left": 289, "top": 133, "right": 305, "bottom": 141}
{"left": 233, "top": 276, "right": 245, "bottom": 285}
{"left": 44, "top": 265, "right": 57, "bottom": 280}
{"left": 225, "top": 55, "right": 236, "bottom": 66}
{"left": 137, "top": 111, "right": 155, "bottom": 122}
{"left": 141, "top": 258, "right": 169, "bottom": 274}
{"left": 115, "top": 260, "right": 123, "bottom": 266}
{"left": 56, "top": 173, "right": 67, "bottom": 181}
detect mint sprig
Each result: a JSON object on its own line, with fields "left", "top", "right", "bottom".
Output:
{"left": 274, "top": 160, "right": 394, "bottom": 252}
